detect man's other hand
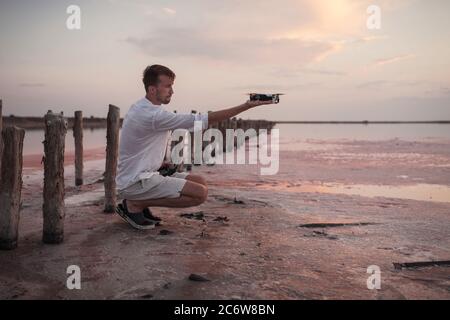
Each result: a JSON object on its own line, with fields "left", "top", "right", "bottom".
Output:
{"left": 159, "top": 161, "right": 171, "bottom": 170}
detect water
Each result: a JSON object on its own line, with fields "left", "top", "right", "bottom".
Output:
{"left": 269, "top": 123, "right": 450, "bottom": 203}
{"left": 258, "top": 182, "right": 450, "bottom": 204}
{"left": 21, "top": 124, "right": 450, "bottom": 155}
{"left": 22, "top": 128, "right": 116, "bottom": 155}
{"left": 275, "top": 123, "right": 450, "bottom": 141}
{"left": 20, "top": 124, "right": 450, "bottom": 203}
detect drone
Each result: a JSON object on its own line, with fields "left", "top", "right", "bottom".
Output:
{"left": 247, "top": 93, "right": 284, "bottom": 104}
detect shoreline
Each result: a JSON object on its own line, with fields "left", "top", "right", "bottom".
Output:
{"left": 23, "top": 146, "right": 106, "bottom": 169}
{"left": 4, "top": 115, "right": 450, "bottom": 131}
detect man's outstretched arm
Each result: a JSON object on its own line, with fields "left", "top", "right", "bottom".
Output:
{"left": 208, "top": 100, "right": 274, "bottom": 124}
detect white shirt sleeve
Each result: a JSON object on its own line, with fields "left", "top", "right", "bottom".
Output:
{"left": 153, "top": 110, "right": 208, "bottom": 132}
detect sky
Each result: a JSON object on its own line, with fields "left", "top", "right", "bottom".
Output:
{"left": 0, "top": 0, "right": 449, "bottom": 120}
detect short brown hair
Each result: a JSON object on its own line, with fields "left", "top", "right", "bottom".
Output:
{"left": 142, "top": 65, "right": 176, "bottom": 92}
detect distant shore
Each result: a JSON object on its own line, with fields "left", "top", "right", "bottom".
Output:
{"left": 1, "top": 116, "right": 124, "bottom": 130}
{"left": 2, "top": 116, "right": 450, "bottom": 130}
{"left": 275, "top": 120, "right": 450, "bottom": 124}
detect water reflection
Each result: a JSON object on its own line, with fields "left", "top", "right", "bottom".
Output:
{"left": 258, "top": 182, "right": 450, "bottom": 203}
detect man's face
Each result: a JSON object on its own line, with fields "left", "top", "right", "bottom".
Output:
{"left": 154, "top": 75, "right": 174, "bottom": 105}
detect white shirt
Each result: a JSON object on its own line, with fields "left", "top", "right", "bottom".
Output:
{"left": 116, "top": 97, "right": 208, "bottom": 190}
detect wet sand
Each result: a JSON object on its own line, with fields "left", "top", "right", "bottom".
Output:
{"left": 1, "top": 138, "right": 449, "bottom": 299}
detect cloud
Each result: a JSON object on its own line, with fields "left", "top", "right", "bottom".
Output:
{"left": 19, "top": 83, "right": 46, "bottom": 88}
{"left": 356, "top": 80, "right": 390, "bottom": 89}
{"left": 357, "top": 80, "right": 430, "bottom": 89}
{"left": 371, "top": 54, "right": 415, "bottom": 67}
{"left": 230, "top": 82, "right": 321, "bottom": 92}
{"left": 125, "top": 28, "right": 339, "bottom": 67}
{"left": 162, "top": 7, "right": 176, "bottom": 15}
{"left": 351, "top": 35, "right": 389, "bottom": 44}
{"left": 123, "top": 0, "right": 392, "bottom": 66}
{"left": 271, "top": 67, "right": 347, "bottom": 78}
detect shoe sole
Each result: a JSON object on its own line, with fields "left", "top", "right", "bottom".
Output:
{"left": 115, "top": 206, "right": 155, "bottom": 230}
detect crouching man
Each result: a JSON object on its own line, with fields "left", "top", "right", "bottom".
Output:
{"left": 115, "top": 64, "right": 275, "bottom": 229}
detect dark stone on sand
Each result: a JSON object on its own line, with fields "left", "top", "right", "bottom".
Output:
{"left": 188, "top": 274, "right": 211, "bottom": 282}
{"left": 197, "top": 230, "right": 209, "bottom": 238}
{"left": 305, "top": 230, "right": 339, "bottom": 240}
{"left": 180, "top": 211, "right": 205, "bottom": 220}
{"left": 140, "top": 294, "right": 153, "bottom": 299}
{"left": 393, "top": 260, "right": 450, "bottom": 270}
{"left": 298, "top": 222, "right": 376, "bottom": 228}
{"left": 213, "top": 216, "right": 229, "bottom": 222}
{"left": 159, "top": 229, "right": 173, "bottom": 235}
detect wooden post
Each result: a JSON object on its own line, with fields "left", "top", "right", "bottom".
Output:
{"left": 203, "top": 111, "right": 212, "bottom": 152}
{"left": 0, "top": 127, "right": 25, "bottom": 250}
{"left": 224, "top": 118, "right": 232, "bottom": 152}
{"left": 192, "top": 110, "right": 202, "bottom": 167}
{"left": 73, "top": 111, "right": 83, "bottom": 186}
{"left": 237, "top": 118, "right": 242, "bottom": 130}
{"left": 164, "top": 131, "right": 172, "bottom": 163}
{"left": 104, "top": 105, "right": 120, "bottom": 213}
{"left": 43, "top": 111, "right": 67, "bottom": 244}
{"left": 243, "top": 120, "right": 250, "bottom": 140}
{"left": 236, "top": 118, "right": 243, "bottom": 148}
{"left": 188, "top": 110, "right": 197, "bottom": 170}
{"left": 0, "top": 99, "right": 3, "bottom": 180}
{"left": 170, "top": 110, "right": 178, "bottom": 151}
{"left": 231, "top": 117, "right": 237, "bottom": 149}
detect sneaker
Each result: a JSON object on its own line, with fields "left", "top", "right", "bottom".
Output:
{"left": 143, "top": 207, "right": 162, "bottom": 222}
{"left": 115, "top": 201, "right": 156, "bottom": 230}
{"left": 119, "top": 201, "right": 161, "bottom": 226}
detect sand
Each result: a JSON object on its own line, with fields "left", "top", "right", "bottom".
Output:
{"left": 0, "top": 138, "right": 449, "bottom": 299}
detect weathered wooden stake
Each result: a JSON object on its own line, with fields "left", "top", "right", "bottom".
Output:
{"left": 231, "top": 117, "right": 238, "bottom": 149}
{"left": 170, "top": 110, "right": 178, "bottom": 151}
{"left": 73, "top": 111, "right": 83, "bottom": 186}
{"left": 0, "top": 99, "right": 3, "bottom": 180}
{"left": 0, "top": 127, "right": 25, "bottom": 250}
{"left": 188, "top": 110, "right": 197, "bottom": 170}
{"left": 104, "top": 105, "right": 120, "bottom": 213}
{"left": 43, "top": 111, "right": 67, "bottom": 244}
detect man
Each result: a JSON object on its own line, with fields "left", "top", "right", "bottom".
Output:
{"left": 116, "top": 64, "right": 274, "bottom": 230}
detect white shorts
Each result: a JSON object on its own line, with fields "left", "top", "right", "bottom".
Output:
{"left": 118, "top": 172, "right": 189, "bottom": 201}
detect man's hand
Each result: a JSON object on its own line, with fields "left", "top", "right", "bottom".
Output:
{"left": 208, "top": 99, "right": 277, "bottom": 124}
{"left": 244, "top": 99, "right": 275, "bottom": 108}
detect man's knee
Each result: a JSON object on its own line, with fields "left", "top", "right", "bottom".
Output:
{"left": 187, "top": 174, "right": 207, "bottom": 187}
{"left": 181, "top": 180, "right": 208, "bottom": 206}
{"left": 193, "top": 184, "right": 208, "bottom": 205}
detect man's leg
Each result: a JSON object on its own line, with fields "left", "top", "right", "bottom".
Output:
{"left": 126, "top": 179, "right": 208, "bottom": 212}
